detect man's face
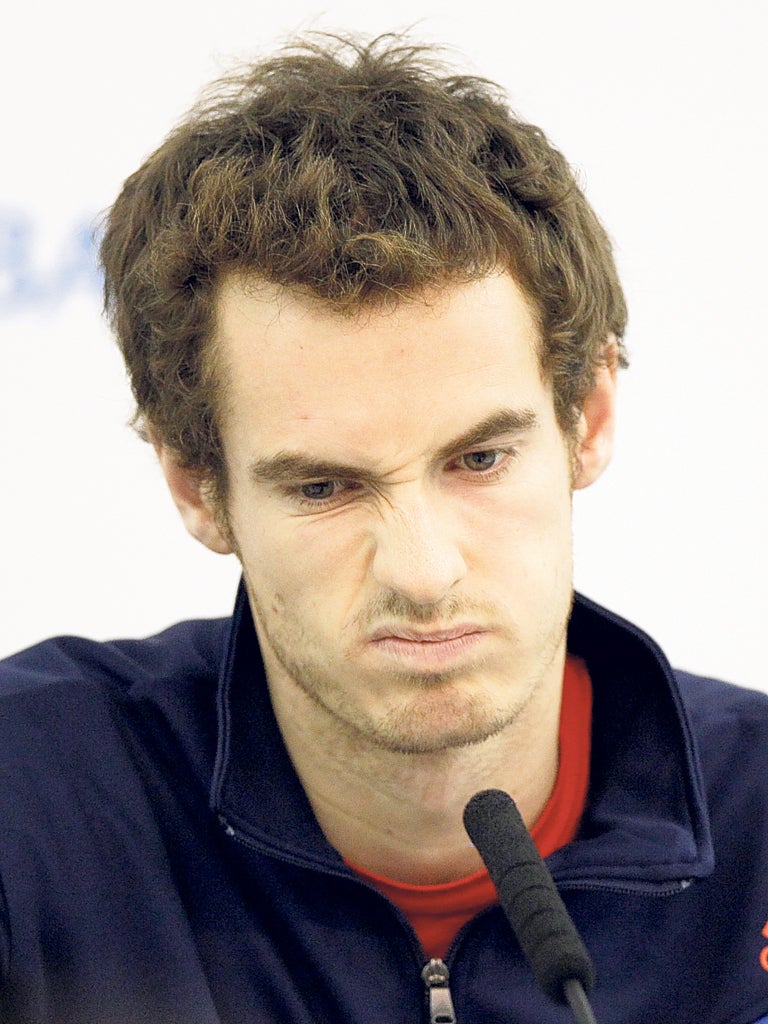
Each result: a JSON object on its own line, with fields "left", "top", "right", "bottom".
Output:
{"left": 182, "top": 272, "right": 611, "bottom": 754}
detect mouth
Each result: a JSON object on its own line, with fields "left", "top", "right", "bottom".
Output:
{"left": 368, "top": 624, "right": 484, "bottom": 643}
{"left": 366, "top": 623, "right": 490, "bottom": 668}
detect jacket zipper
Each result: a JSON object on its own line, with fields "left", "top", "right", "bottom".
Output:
{"left": 422, "top": 959, "right": 457, "bottom": 1024}
{"left": 219, "top": 814, "right": 692, "bottom": 1023}
{"left": 220, "top": 816, "right": 694, "bottom": 898}
{"left": 219, "top": 815, "right": 456, "bottom": 1022}
{"left": 556, "top": 877, "right": 693, "bottom": 897}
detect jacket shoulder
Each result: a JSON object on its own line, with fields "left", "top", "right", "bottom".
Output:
{"left": 674, "top": 670, "right": 768, "bottom": 804}
{"left": 0, "top": 617, "right": 231, "bottom": 995}
{"left": 675, "top": 669, "right": 768, "bottom": 743}
{"left": 0, "top": 617, "right": 229, "bottom": 785}
{"left": 0, "top": 617, "right": 228, "bottom": 700}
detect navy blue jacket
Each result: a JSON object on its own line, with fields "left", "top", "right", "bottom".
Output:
{"left": 2, "top": 586, "right": 768, "bottom": 1023}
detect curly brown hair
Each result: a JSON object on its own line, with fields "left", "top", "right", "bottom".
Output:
{"left": 100, "top": 33, "right": 627, "bottom": 500}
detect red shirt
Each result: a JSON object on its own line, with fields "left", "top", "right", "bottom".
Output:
{"left": 349, "top": 656, "right": 592, "bottom": 958}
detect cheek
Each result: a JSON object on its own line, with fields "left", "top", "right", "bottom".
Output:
{"left": 233, "top": 502, "right": 372, "bottom": 616}
{"left": 466, "top": 461, "right": 573, "bottom": 547}
{"left": 461, "top": 473, "right": 574, "bottom": 602}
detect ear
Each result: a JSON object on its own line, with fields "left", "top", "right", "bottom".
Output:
{"left": 572, "top": 336, "right": 619, "bottom": 490}
{"left": 154, "top": 445, "right": 234, "bottom": 555}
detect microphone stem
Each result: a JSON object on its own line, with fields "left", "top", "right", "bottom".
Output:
{"left": 563, "top": 979, "right": 600, "bottom": 1024}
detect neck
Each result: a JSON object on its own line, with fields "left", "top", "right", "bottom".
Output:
{"left": 267, "top": 667, "right": 563, "bottom": 885}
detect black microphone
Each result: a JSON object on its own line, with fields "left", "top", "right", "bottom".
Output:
{"left": 463, "top": 788, "right": 599, "bottom": 1024}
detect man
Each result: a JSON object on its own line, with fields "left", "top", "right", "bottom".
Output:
{"left": 1, "top": 33, "right": 767, "bottom": 1024}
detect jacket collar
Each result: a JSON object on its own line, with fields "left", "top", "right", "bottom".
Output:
{"left": 211, "top": 581, "right": 714, "bottom": 885}
{"left": 551, "top": 594, "right": 714, "bottom": 885}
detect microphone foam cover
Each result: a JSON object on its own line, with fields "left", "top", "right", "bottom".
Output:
{"left": 463, "top": 788, "right": 595, "bottom": 1004}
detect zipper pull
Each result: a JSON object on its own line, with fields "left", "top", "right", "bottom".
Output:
{"left": 421, "top": 958, "right": 457, "bottom": 1024}
{"left": 218, "top": 815, "right": 236, "bottom": 838}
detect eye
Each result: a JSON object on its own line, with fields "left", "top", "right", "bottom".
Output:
{"left": 290, "top": 479, "right": 364, "bottom": 511}
{"left": 299, "top": 481, "right": 339, "bottom": 501}
{"left": 459, "top": 450, "right": 505, "bottom": 472}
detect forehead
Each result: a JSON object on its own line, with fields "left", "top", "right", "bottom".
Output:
{"left": 213, "top": 272, "right": 549, "bottom": 461}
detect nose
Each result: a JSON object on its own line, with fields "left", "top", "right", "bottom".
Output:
{"left": 370, "top": 489, "right": 467, "bottom": 607}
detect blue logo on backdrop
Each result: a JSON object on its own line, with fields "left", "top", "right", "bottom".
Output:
{"left": 0, "top": 210, "right": 101, "bottom": 314}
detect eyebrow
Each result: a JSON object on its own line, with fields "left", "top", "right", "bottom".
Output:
{"left": 247, "top": 407, "right": 539, "bottom": 486}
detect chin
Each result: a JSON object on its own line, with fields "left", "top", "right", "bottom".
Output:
{"left": 362, "top": 692, "right": 519, "bottom": 756}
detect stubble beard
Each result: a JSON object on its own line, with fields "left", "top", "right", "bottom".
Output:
{"left": 249, "top": 589, "right": 567, "bottom": 756}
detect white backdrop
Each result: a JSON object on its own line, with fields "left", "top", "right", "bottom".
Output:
{"left": 1, "top": 0, "right": 765, "bottom": 690}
